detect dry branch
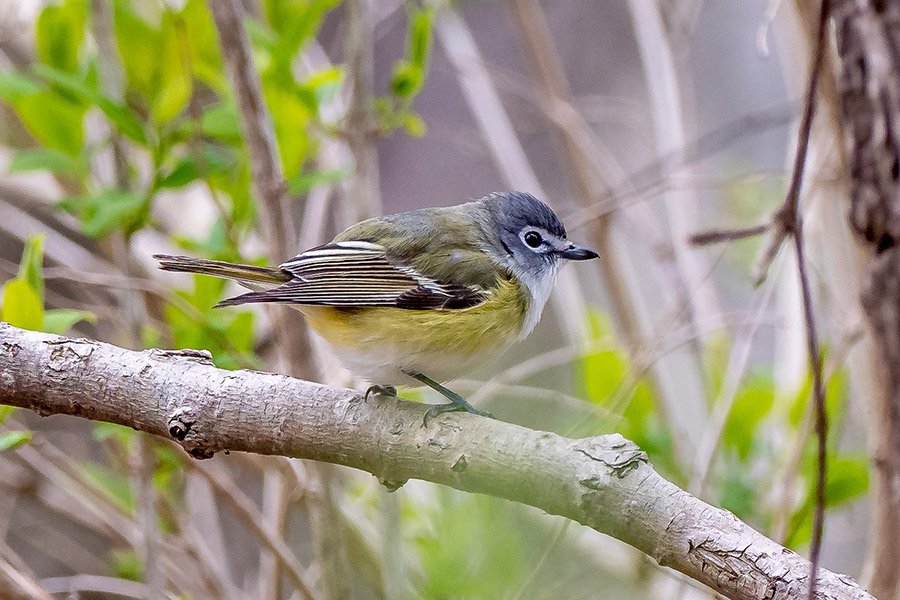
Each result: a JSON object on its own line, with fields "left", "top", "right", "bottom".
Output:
{"left": 0, "top": 323, "right": 874, "bottom": 600}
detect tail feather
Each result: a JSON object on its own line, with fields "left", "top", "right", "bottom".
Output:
{"left": 154, "top": 254, "right": 292, "bottom": 295}
{"left": 213, "top": 291, "right": 285, "bottom": 308}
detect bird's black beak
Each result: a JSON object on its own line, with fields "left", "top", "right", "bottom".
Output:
{"left": 560, "top": 243, "right": 599, "bottom": 261}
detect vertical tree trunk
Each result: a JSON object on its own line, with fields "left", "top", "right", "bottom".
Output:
{"left": 832, "top": 2, "right": 900, "bottom": 598}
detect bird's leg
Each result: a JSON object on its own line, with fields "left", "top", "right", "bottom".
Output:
{"left": 365, "top": 384, "right": 397, "bottom": 400}
{"left": 401, "top": 370, "right": 493, "bottom": 425}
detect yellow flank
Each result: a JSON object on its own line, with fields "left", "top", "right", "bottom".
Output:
{"left": 298, "top": 277, "right": 530, "bottom": 356}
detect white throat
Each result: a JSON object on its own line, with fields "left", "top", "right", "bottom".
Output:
{"left": 512, "top": 262, "right": 560, "bottom": 341}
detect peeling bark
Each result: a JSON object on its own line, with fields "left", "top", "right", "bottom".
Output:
{"left": 0, "top": 324, "right": 873, "bottom": 600}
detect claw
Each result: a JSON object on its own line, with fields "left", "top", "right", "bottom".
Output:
{"left": 422, "top": 400, "right": 493, "bottom": 427}
{"left": 398, "top": 369, "right": 493, "bottom": 426}
{"left": 365, "top": 384, "right": 397, "bottom": 400}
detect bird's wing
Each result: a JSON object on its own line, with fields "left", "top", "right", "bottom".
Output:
{"left": 215, "top": 241, "right": 489, "bottom": 310}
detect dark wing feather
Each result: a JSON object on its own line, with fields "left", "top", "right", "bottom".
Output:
{"left": 394, "top": 284, "right": 485, "bottom": 309}
{"left": 216, "top": 242, "right": 488, "bottom": 310}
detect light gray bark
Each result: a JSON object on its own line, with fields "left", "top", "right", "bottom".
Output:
{"left": 0, "top": 323, "right": 874, "bottom": 600}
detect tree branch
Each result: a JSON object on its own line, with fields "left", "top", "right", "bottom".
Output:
{"left": 0, "top": 323, "right": 874, "bottom": 600}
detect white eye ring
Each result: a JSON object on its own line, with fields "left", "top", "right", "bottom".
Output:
{"left": 523, "top": 230, "right": 543, "bottom": 248}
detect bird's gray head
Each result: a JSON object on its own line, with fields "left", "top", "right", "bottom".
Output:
{"left": 474, "top": 191, "right": 597, "bottom": 339}
{"left": 477, "top": 191, "right": 598, "bottom": 279}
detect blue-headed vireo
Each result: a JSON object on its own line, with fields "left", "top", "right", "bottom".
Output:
{"left": 155, "top": 191, "right": 597, "bottom": 421}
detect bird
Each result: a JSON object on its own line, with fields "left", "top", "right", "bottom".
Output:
{"left": 155, "top": 191, "right": 597, "bottom": 422}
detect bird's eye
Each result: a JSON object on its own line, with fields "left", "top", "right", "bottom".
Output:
{"left": 524, "top": 231, "right": 543, "bottom": 248}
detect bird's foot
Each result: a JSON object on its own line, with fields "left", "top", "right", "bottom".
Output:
{"left": 399, "top": 369, "right": 493, "bottom": 426}
{"left": 422, "top": 398, "right": 493, "bottom": 427}
{"left": 365, "top": 384, "right": 397, "bottom": 400}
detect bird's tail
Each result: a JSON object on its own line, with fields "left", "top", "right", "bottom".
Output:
{"left": 154, "top": 254, "right": 291, "bottom": 297}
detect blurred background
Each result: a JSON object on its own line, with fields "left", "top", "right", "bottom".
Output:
{"left": 0, "top": 0, "right": 872, "bottom": 598}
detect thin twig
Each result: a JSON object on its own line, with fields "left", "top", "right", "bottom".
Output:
{"left": 752, "top": 1, "right": 831, "bottom": 596}
{"left": 206, "top": 0, "right": 317, "bottom": 381}
{"left": 773, "top": 325, "right": 863, "bottom": 543}
{"left": 689, "top": 268, "right": 779, "bottom": 494}
{"left": 752, "top": 0, "right": 829, "bottom": 288}
{"left": 258, "top": 466, "right": 288, "bottom": 600}
{"left": 795, "top": 224, "right": 828, "bottom": 600}
{"left": 205, "top": 0, "right": 293, "bottom": 257}
{"left": 626, "top": 0, "right": 723, "bottom": 348}
{"left": 508, "top": 519, "right": 570, "bottom": 600}
{"left": 342, "top": 0, "right": 381, "bottom": 226}
{"left": 498, "top": 0, "right": 706, "bottom": 465}
{"left": 186, "top": 459, "right": 316, "bottom": 600}
{"left": 562, "top": 103, "right": 795, "bottom": 229}
{"left": 0, "top": 552, "right": 53, "bottom": 600}
{"left": 40, "top": 575, "right": 149, "bottom": 599}
{"left": 688, "top": 4, "right": 830, "bottom": 591}
{"left": 793, "top": 5, "right": 830, "bottom": 599}
{"left": 688, "top": 224, "right": 769, "bottom": 246}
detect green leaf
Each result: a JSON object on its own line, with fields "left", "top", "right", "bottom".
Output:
{"left": 201, "top": 102, "right": 242, "bottom": 143}
{"left": 0, "top": 72, "right": 42, "bottom": 103}
{"left": 182, "top": 0, "right": 224, "bottom": 91}
{"left": 1, "top": 280, "right": 43, "bottom": 331}
{"left": 152, "top": 11, "right": 192, "bottom": 123}
{"left": 390, "top": 6, "right": 434, "bottom": 99}
{"left": 403, "top": 112, "right": 426, "bottom": 137}
{"left": 718, "top": 471, "right": 757, "bottom": 519}
{"left": 159, "top": 159, "right": 199, "bottom": 190}
{"left": 0, "top": 406, "right": 15, "bottom": 426}
{"left": 159, "top": 147, "right": 234, "bottom": 189}
{"left": 226, "top": 311, "right": 255, "bottom": 353}
{"left": 0, "top": 430, "right": 32, "bottom": 452}
{"left": 81, "top": 462, "right": 135, "bottom": 513}
{"left": 64, "top": 189, "right": 148, "bottom": 238}
{"left": 92, "top": 422, "right": 136, "bottom": 448}
{"left": 391, "top": 60, "right": 423, "bottom": 99}
{"left": 110, "top": 549, "right": 143, "bottom": 582}
{"left": 287, "top": 169, "right": 346, "bottom": 195}
{"left": 36, "top": 0, "right": 86, "bottom": 74}
{"left": 113, "top": 4, "right": 160, "bottom": 97}
{"left": 263, "top": 0, "right": 341, "bottom": 63}
{"left": 787, "top": 452, "right": 872, "bottom": 548}
{"left": 723, "top": 374, "right": 775, "bottom": 460}
{"left": 141, "top": 324, "right": 163, "bottom": 349}
{"left": 416, "top": 493, "right": 528, "bottom": 598}
{"left": 825, "top": 454, "right": 869, "bottom": 507}
{"left": 788, "top": 365, "right": 846, "bottom": 436}
{"left": 12, "top": 91, "right": 85, "bottom": 155}
{"left": 31, "top": 63, "right": 94, "bottom": 105}
{"left": 580, "top": 311, "right": 626, "bottom": 404}
{"left": 192, "top": 274, "right": 227, "bottom": 311}
{"left": 8, "top": 148, "right": 85, "bottom": 176}
{"left": 181, "top": 0, "right": 221, "bottom": 94}
{"left": 33, "top": 64, "right": 146, "bottom": 144}
{"left": 262, "top": 78, "right": 311, "bottom": 178}
{"left": 43, "top": 308, "right": 95, "bottom": 334}
{"left": 96, "top": 98, "right": 147, "bottom": 145}
{"left": 302, "top": 65, "right": 343, "bottom": 106}
{"left": 17, "top": 235, "right": 45, "bottom": 304}
{"left": 409, "top": 6, "right": 435, "bottom": 68}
